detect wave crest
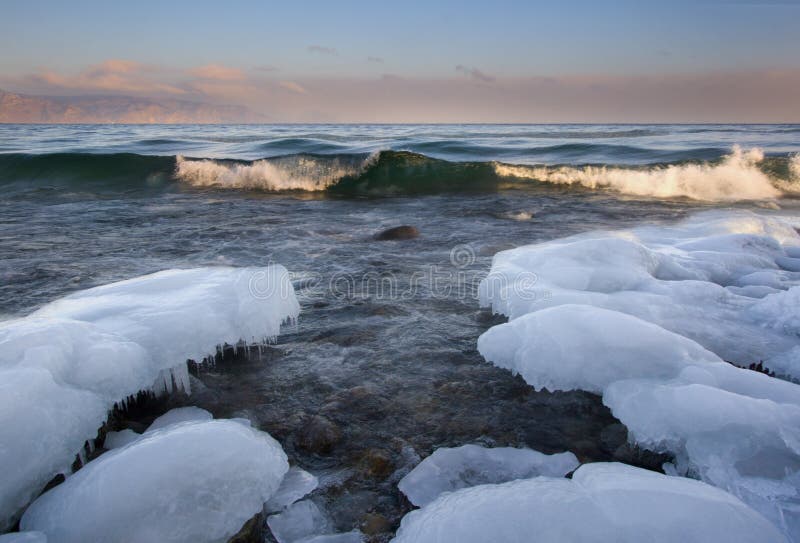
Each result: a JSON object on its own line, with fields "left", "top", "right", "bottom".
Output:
{"left": 1, "top": 148, "right": 797, "bottom": 201}
{"left": 494, "top": 146, "right": 788, "bottom": 201}
{"left": 175, "top": 153, "right": 374, "bottom": 191}
{"left": 790, "top": 153, "right": 800, "bottom": 180}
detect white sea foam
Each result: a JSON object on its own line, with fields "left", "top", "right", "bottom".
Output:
{"left": 494, "top": 146, "right": 790, "bottom": 201}
{"left": 791, "top": 154, "right": 800, "bottom": 180}
{"left": 175, "top": 154, "right": 375, "bottom": 191}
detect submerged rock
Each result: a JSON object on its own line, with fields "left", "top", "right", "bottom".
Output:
{"left": 360, "top": 513, "right": 391, "bottom": 536}
{"left": 358, "top": 448, "right": 394, "bottom": 480}
{"left": 296, "top": 416, "right": 342, "bottom": 455}
{"left": 374, "top": 226, "right": 419, "bottom": 241}
{"left": 227, "top": 512, "right": 265, "bottom": 543}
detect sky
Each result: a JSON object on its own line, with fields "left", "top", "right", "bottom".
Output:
{"left": 1, "top": 0, "right": 799, "bottom": 122}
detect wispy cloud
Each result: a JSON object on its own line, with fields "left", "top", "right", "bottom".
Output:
{"left": 89, "top": 59, "right": 142, "bottom": 75}
{"left": 188, "top": 64, "right": 245, "bottom": 81}
{"left": 3, "top": 60, "right": 799, "bottom": 123}
{"left": 279, "top": 80, "right": 308, "bottom": 95}
{"left": 455, "top": 65, "right": 495, "bottom": 83}
{"left": 14, "top": 59, "right": 187, "bottom": 95}
{"left": 307, "top": 45, "right": 337, "bottom": 55}
{"left": 367, "top": 56, "right": 384, "bottom": 63}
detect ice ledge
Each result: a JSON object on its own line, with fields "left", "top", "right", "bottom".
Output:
{"left": 0, "top": 265, "right": 299, "bottom": 531}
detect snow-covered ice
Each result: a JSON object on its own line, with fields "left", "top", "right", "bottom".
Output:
{"left": 20, "top": 420, "right": 289, "bottom": 543}
{"left": 145, "top": 406, "right": 213, "bottom": 433}
{"left": 32, "top": 266, "right": 300, "bottom": 371}
{"left": 478, "top": 210, "right": 800, "bottom": 539}
{"left": 0, "top": 266, "right": 299, "bottom": 530}
{"left": 103, "top": 429, "right": 141, "bottom": 450}
{"left": 0, "top": 365, "right": 107, "bottom": 532}
{"left": 479, "top": 304, "right": 800, "bottom": 533}
{"left": 0, "top": 533, "right": 47, "bottom": 543}
{"left": 398, "top": 444, "right": 578, "bottom": 507}
{"left": 393, "top": 462, "right": 787, "bottom": 543}
{"left": 479, "top": 210, "right": 800, "bottom": 377}
{"left": 478, "top": 304, "right": 722, "bottom": 394}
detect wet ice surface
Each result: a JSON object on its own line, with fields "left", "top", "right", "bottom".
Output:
{"left": 0, "top": 266, "right": 298, "bottom": 530}
{"left": 393, "top": 462, "right": 787, "bottom": 543}
{"left": 21, "top": 419, "right": 289, "bottom": 543}
{"left": 398, "top": 444, "right": 579, "bottom": 507}
{"left": 477, "top": 211, "right": 800, "bottom": 538}
{"left": 1, "top": 182, "right": 766, "bottom": 538}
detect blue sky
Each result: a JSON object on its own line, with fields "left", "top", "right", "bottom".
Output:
{"left": 3, "top": 0, "right": 799, "bottom": 76}
{"left": 1, "top": 0, "right": 799, "bottom": 121}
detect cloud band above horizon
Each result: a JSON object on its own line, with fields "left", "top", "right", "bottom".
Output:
{"left": 1, "top": 60, "right": 799, "bottom": 123}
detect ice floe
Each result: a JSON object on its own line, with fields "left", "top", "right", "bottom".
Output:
{"left": 478, "top": 210, "right": 800, "bottom": 539}
{"left": 145, "top": 406, "right": 213, "bottom": 433}
{"left": 479, "top": 209, "right": 800, "bottom": 377}
{"left": 0, "top": 266, "right": 299, "bottom": 530}
{"left": 393, "top": 462, "right": 787, "bottom": 543}
{"left": 268, "top": 500, "right": 331, "bottom": 543}
{"left": 398, "top": 444, "right": 578, "bottom": 507}
{"left": 265, "top": 467, "right": 320, "bottom": 514}
{"left": 267, "top": 499, "right": 363, "bottom": 543}
{"left": 102, "top": 429, "right": 141, "bottom": 450}
{"left": 0, "top": 532, "right": 47, "bottom": 543}
{"left": 20, "top": 420, "right": 289, "bottom": 543}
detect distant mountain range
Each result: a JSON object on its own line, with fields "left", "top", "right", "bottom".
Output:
{"left": 0, "top": 89, "right": 265, "bottom": 123}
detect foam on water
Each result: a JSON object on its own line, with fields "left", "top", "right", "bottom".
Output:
{"left": 791, "top": 153, "right": 800, "bottom": 181}
{"left": 494, "top": 146, "right": 793, "bottom": 201}
{"left": 175, "top": 154, "right": 374, "bottom": 191}
{"left": 3, "top": 145, "right": 797, "bottom": 201}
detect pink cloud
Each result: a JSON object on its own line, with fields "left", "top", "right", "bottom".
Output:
{"left": 278, "top": 81, "right": 308, "bottom": 95}
{"left": 2, "top": 60, "right": 799, "bottom": 122}
{"left": 87, "top": 59, "right": 142, "bottom": 75}
{"left": 188, "top": 64, "right": 245, "bottom": 81}
{"left": 13, "top": 60, "right": 186, "bottom": 96}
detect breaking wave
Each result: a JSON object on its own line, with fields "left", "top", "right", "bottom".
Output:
{"left": 175, "top": 146, "right": 800, "bottom": 201}
{"left": 494, "top": 146, "right": 797, "bottom": 201}
{"left": 175, "top": 153, "right": 372, "bottom": 191}
{"left": 0, "top": 147, "right": 798, "bottom": 201}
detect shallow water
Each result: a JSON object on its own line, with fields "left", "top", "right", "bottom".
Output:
{"left": 2, "top": 124, "right": 799, "bottom": 539}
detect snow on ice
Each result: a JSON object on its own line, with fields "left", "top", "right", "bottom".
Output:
{"left": 0, "top": 266, "right": 299, "bottom": 530}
